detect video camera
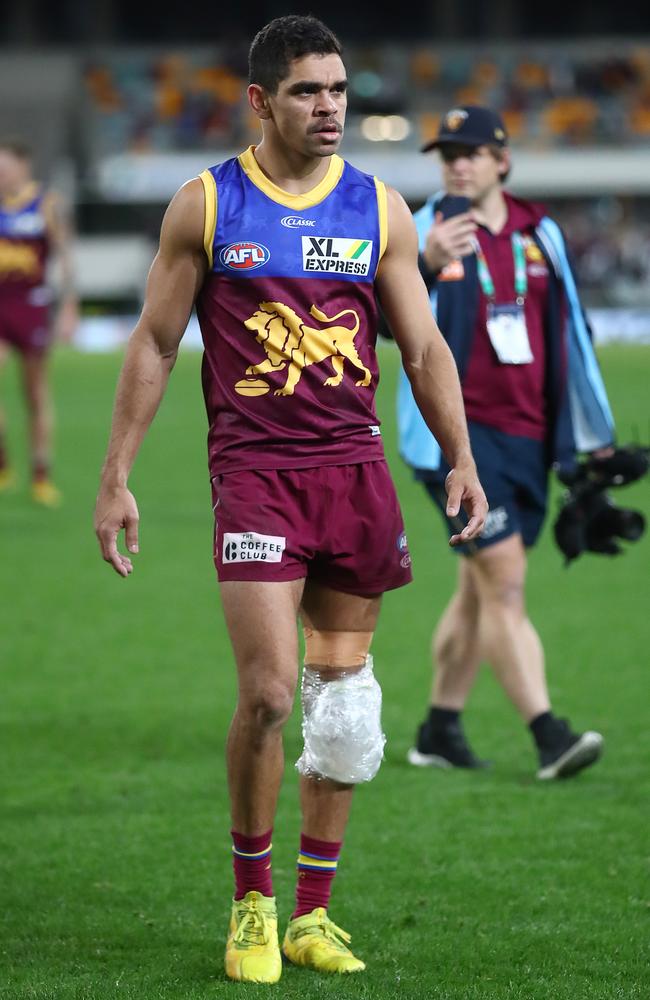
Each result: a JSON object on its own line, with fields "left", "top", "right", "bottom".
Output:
{"left": 553, "top": 444, "right": 648, "bottom": 564}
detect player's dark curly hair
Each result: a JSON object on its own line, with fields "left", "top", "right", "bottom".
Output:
{"left": 0, "top": 137, "right": 32, "bottom": 160}
{"left": 249, "top": 15, "right": 343, "bottom": 93}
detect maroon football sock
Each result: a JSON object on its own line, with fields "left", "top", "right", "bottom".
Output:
{"left": 293, "top": 834, "right": 342, "bottom": 918}
{"left": 32, "top": 459, "right": 50, "bottom": 482}
{"left": 231, "top": 829, "right": 273, "bottom": 900}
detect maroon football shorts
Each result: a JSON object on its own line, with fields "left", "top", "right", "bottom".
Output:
{"left": 211, "top": 460, "right": 413, "bottom": 595}
{"left": 0, "top": 293, "right": 52, "bottom": 354}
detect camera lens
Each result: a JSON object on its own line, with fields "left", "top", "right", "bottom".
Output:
{"left": 595, "top": 504, "right": 645, "bottom": 542}
{"left": 611, "top": 508, "right": 645, "bottom": 541}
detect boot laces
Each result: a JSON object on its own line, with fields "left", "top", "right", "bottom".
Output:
{"left": 233, "top": 900, "right": 271, "bottom": 949}
{"left": 296, "top": 911, "right": 352, "bottom": 951}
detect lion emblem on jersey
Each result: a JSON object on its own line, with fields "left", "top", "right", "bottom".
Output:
{"left": 240, "top": 301, "right": 372, "bottom": 397}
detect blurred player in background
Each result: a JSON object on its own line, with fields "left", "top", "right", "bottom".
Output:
{"left": 0, "top": 138, "right": 78, "bottom": 506}
{"left": 398, "top": 106, "right": 615, "bottom": 780}
{"left": 94, "top": 16, "right": 486, "bottom": 985}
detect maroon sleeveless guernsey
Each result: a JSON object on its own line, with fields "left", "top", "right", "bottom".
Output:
{"left": 0, "top": 184, "right": 50, "bottom": 295}
{"left": 195, "top": 147, "right": 389, "bottom": 477}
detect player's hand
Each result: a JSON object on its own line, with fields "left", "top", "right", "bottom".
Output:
{"left": 94, "top": 484, "right": 140, "bottom": 577}
{"left": 53, "top": 298, "right": 80, "bottom": 344}
{"left": 444, "top": 463, "right": 488, "bottom": 547}
{"left": 422, "top": 211, "right": 477, "bottom": 273}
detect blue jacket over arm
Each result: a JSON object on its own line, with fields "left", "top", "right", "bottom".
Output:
{"left": 397, "top": 193, "right": 615, "bottom": 479}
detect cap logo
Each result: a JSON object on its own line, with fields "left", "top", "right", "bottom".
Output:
{"left": 494, "top": 127, "right": 505, "bottom": 141}
{"left": 444, "top": 109, "right": 468, "bottom": 132}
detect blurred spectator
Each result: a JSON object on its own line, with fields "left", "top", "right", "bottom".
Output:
{"left": 83, "top": 51, "right": 249, "bottom": 154}
{"left": 541, "top": 96, "right": 599, "bottom": 143}
{"left": 76, "top": 42, "right": 650, "bottom": 309}
{"left": 83, "top": 42, "right": 650, "bottom": 154}
{"left": 553, "top": 196, "right": 650, "bottom": 306}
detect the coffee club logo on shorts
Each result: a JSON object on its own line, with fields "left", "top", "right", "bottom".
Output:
{"left": 302, "top": 236, "right": 373, "bottom": 275}
{"left": 222, "top": 531, "right": 286, "bottom": 563}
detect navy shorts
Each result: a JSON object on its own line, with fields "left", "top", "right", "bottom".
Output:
{"left": 418, "top": 421, "right": 548, "bottom": 554}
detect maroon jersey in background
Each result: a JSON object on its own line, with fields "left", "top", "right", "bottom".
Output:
{"left": 0, "top": 185, "right": 52, "bottom": 353}
{"left": 462, "top": 193, "right": 550, "bottom": 441}
{"left": 0, "top": 184, "right": 50, "bottom": 293}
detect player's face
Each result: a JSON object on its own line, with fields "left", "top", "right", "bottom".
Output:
{"left": 0, "top": 151, "right": 29, "bottom": 197}
{"left": 439, "top": 144, "right": 507, "bottom": 203}
{"left": 266, "top": 53, "right": 347, "bottom": 157}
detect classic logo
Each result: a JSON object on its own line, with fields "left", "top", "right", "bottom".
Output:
{"left": 301, "top": 236, "right": 373, "bottom": 276}
{"left": 222, "top": 531, "right": 286, "bottom": 563}
{"left": 281, "top": 216, "right": 315, "bottom": 229}
{"left": 238, "top": 300, "right": 371, "bottom": 397}
{"left": 220, "top": 241, "right": 270, "bottom": 270}
{"left": 444, "top": 109, "right": 468, "bottom": 132}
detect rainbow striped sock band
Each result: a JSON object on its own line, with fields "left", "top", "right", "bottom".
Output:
{"left": 232, "top": 842, "right": 272, "bottom": 860}
{"left": 297, "top": 850, "right": 339, "bottom": 873}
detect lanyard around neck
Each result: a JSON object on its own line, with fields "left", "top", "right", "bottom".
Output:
{"left": 475, "top": 233, "right": 527, "bottom": 303}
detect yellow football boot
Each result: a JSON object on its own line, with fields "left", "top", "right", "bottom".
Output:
{"left": 224, "top": 891, "right": 282, "bottom": 983}
{"left": 282, "top": 907, "right": 366, "bottom": 974}
{"left": 31, "top": 479, "right": 62, "bottom": 507}
{"left": 0, "top": 467, "right": 16, "bottom": 492}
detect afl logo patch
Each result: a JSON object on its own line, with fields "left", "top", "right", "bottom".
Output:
{"left": 220, "top": 242, "right": 270, "bottom": 270}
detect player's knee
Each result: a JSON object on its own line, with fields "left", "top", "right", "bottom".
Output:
{"left": 296, "top": 654, "right": 385, "bottom": 784}
{"left": 483, "top": 577, "right": 525, "bottom": 616}
{"left": 242, "top": 680, "right": 295, "bottom": 731}
{"left": 473, "top": 549, "right": 526, "bottom": 615}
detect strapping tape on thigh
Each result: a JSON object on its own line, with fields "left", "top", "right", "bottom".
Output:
{"left": 303, "top": 627, "right": 373, "bottom": 668}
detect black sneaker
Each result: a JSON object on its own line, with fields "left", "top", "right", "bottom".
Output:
{"left": 407, "top": 719, "right": 490, "bottom": 769}
{"left": 536, "top": 719, "right": 603, "bottom": 780}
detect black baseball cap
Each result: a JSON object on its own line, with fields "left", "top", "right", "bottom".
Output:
{"left": 421, "top": 105, "right": 508, "bottom": 153}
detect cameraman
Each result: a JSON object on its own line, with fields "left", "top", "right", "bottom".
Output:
{"left": 399, "top": 106, "right": 615, "bottom": 779}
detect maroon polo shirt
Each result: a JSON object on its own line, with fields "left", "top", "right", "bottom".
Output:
{"left": 462, "top": 193, "right": 549, "bottom": 441}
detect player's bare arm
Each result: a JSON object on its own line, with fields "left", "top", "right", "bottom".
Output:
{"left": 43, "top": 190, "right": 79, "bottom": 342}
{"left": 95, "top": 178, "right": 207, "bottom": 576}
{"left": 376, "top": 186, "right": 487, "bottom": 544}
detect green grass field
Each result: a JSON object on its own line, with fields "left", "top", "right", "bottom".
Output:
{"left": 1, "top": 343, "right": 649, "bottom": 1000}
